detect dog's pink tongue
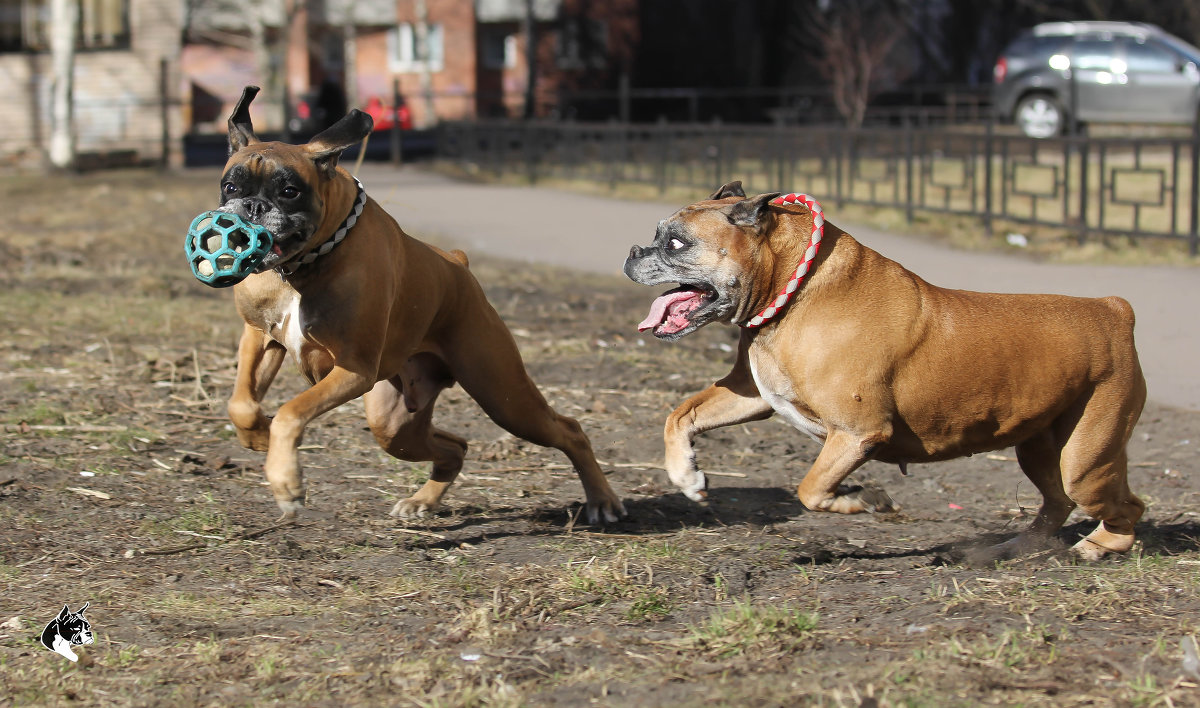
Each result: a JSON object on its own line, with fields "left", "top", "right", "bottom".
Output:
{"left": 638, "top": 290, "right": 704, "bottom": 332}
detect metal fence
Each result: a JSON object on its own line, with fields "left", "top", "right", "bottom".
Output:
{"left": 436, "top": 120, "right": 1200, "bottom": 254}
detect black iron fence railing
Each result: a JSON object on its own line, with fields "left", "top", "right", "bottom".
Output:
{"left": 436, "top": 120, "right": 1200, "bottom": 254}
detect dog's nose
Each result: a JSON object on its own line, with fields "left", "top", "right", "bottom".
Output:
{"left": 244, "top": 197, "right": 270, "bottom": 222}
{"left": 628, "top": 245, "right": 645, "bottom": 261}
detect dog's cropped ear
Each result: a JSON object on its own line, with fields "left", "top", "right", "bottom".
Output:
{"left": 227, "top": 86, "right": 262, "bottom": 155}
{"left": 727, "top": 192, "right": 783, "bottom": 232}
{"left": 56, "top": 605, "right": 70, "bottom": 622}
{"left": 76, "top": 602, "right": 88, "bottom": 614}
{"left": 709, "top": 181, "right": 746, "bottom": 200}
{"left": 307, "top": 109, "right": 374, "bottom": 177}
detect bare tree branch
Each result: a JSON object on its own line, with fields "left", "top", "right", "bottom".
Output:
{"left": 806, "top": 0, "right": 907, "bottom": 127}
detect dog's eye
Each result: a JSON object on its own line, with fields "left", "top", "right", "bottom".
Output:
{"left": 222, "top": 183, "right": 239, "bottom": 196}
{"left": 668, "top": 237, "right": 687, "bottom": 251}
{"left": 281, "top": 186, "right": 301, "bottom": 199}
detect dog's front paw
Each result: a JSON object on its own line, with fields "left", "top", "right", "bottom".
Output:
{"left": 584, "top": 494, "right": 628, "bottom": 525}
{"left": 822, "top": 484, "right": 896, "bottom": 514}
{"left": 236, "top": 425, "right": 271, "bottom": 452}
{"left": 677, "top": 471, "right": 707, "bottom": 503}
{"left": 390, "top": 496, "right": 442, "bottom": 519}
{"left": 275, "top": 498, "right": 305, "bottom": 520}
{"left": 857, "top": 486, "right": 896, "bottom": 513}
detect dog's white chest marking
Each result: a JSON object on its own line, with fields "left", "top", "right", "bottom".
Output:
{"left": 52, "top": 635, "right": 78, "bottom": 662}
{"left": 749, "top": 353, "right": 827, "bottom": 443}
{"left": 271, "top": 294, "right": 307, "bottom": 361}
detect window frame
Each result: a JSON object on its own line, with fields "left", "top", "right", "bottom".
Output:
{"left": 387, "top": 21, "right": 444, "bottom": 73}
{"left": 0, "top": 0, "right": 130, "bottom": 53}
{"left": 479, "top": 26, "right": 516, "bottom": 70}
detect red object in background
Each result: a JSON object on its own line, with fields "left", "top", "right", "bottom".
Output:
{"left": 993, "top": 56, "right": 1008, "bottom": 83}
{"left": 363, "top": 96, "right": 413, "bottom": 131}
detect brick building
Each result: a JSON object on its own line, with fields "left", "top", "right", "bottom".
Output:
{"left": 184, "top": 0, "right": 640, "bottom": 133}
{"left": 0, "top": 0, "right": 183, "bottom": 166}
{"left": 0, "top": 0, "right": 638, "bottom": 164}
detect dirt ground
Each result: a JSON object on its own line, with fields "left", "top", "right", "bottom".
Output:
{"left": 1, "top": 169, "right": 1199, "bottom": 707}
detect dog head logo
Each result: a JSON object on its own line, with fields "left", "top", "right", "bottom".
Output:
{"left": 40, "top": 603, "right": 94, "bottom": 662}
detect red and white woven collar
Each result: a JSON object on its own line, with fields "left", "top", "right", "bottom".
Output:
{"left": 741, "top": 192, "right": 825, "bottom": 328}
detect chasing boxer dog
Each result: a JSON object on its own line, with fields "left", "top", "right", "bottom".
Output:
{"left": 217, "top": 86, "right": 624, "bottom": 524}
{"left": 624, "top": 181, "right": 1146, "bottom": 560}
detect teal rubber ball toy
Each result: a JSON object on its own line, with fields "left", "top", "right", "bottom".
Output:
{"left": 184, "top": 211, "right": 274, "bottom": 287}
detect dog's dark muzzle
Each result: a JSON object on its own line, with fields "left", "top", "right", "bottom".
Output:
{"left": 240, "top": 197, "right": 273, "bottom": 223}
{"left": 623, "top": 245, "right": 656, "bottom": 281}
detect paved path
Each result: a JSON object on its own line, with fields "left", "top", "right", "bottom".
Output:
{"left": 359, "top": 164, "right": 1200, "bottom": 412}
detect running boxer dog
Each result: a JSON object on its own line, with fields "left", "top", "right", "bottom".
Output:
{"left": 218, "top": 86, "right": 625, "bottom": 524}
{"left": 624, "top": 181, "right": 1145, "bottom": 559}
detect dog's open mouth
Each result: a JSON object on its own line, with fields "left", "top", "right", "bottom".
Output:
{"left": 258, "top": 231, "right": 306, "bottom": 269}
{"left": 638, "top": 285, "right": 715, "bottom": 336}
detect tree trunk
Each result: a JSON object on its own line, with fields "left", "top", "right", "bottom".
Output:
{"left": 49, "top": 0, "right": 78, "bottom": 169}
{"left": 343, "top": 2, "right": 357, "bottom": 109}
{"left": 415, "top": 0, "right": 435, "bottom": 127}
{"left": 523, "top": 0, "right": 537, "bottom": 119}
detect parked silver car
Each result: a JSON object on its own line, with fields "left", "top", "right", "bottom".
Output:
{"left": 993, "top": 21, "right": 1200, "bottom": 138}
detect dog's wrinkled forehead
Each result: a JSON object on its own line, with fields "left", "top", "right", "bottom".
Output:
{"left": 223, "top": 148, "right": 317, "bottom": 191}
{"left": 654, "top": 215, "right": 691, "bottom": 243}
{"left": 657, "top": 203, "right": 732, "bottom": 241}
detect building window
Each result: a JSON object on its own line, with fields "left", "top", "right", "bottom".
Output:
{"left": 556, "top": 17, "right": 606, "bottom": 69}
{"left": 0, "top": 0, "right": 129, "bottom": 52}
{"left": 388, "top": 22, "right": 443, "bottom": 73}
{"left": 480, "top": 27, "right": 516, "bottom": 70}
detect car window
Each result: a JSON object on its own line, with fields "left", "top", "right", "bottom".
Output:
{"left": 1003, "top": 33, "right": 1068, "bottom": 61}
{"left": 1035, "top": 36, "right": 1072, "bottom": 59}
{"left": 1160, "top": 34, "right": 1200, "bottom": 64}
{"left": 1072, "top": 39, "right": 1118, "bottom": 71}
{"left": 1124, "top": 38, "right": 1180, "bottom": 73}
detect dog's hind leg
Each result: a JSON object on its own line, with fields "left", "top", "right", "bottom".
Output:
{"left": 365, "top": 362, "right": 467, "bottom": 518}
{"left": 228, "top": 324, "right": 286, "bottom": 452}
{"left": 1055, "top": 376, "right": 1146, "bottom": 560}
{"left": 443, "top": 323, "right": 626, "bottom": 524}
{"left": 987, "top": 430, "right": 1076, "bottom": 559}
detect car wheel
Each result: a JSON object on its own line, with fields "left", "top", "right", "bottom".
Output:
{"left": 1015, "top": 94, "right": 1065, "bottom": 139}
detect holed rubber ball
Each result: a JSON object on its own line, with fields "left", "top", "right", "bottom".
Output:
{"left": 184, "top": 211, "right": 274, "bottom": 287}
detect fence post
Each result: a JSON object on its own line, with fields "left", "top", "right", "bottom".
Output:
{"left": 983, "top": 114, "right": 994, "bottom": 236}
{"left": 904, "top": 123, "right": 914, "bottom": 224}
{"left": 159, "top": 57, "right": 170, "bottom": 168}
{"left": 525, "top": 123, "right": 537, "bottom": 184}
{"left": 619, "top": 73, "right": 631, "bottom": 124}
{"left": 657, "top": 117, "right": 669, "bottom": 195}
{"left": 282, "top": 83, "right": 293, "bottom": 143}
{"left": 391, "top": 78, "right": 402, "bottom": 167}
{"left": 774, "top": 114, "right": 785, "bottom": 190}
{"left": 711, "top": 117, "right": 723, "bottom": 188}
{"left": 835, "top": 129, "right": 844, "bottom": 208}
{"left": 1191, "top": 116, "right": 1200, "bottom": 256}
{"left": 1078, "top": 134, "right": 1090, "bottom": 244}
